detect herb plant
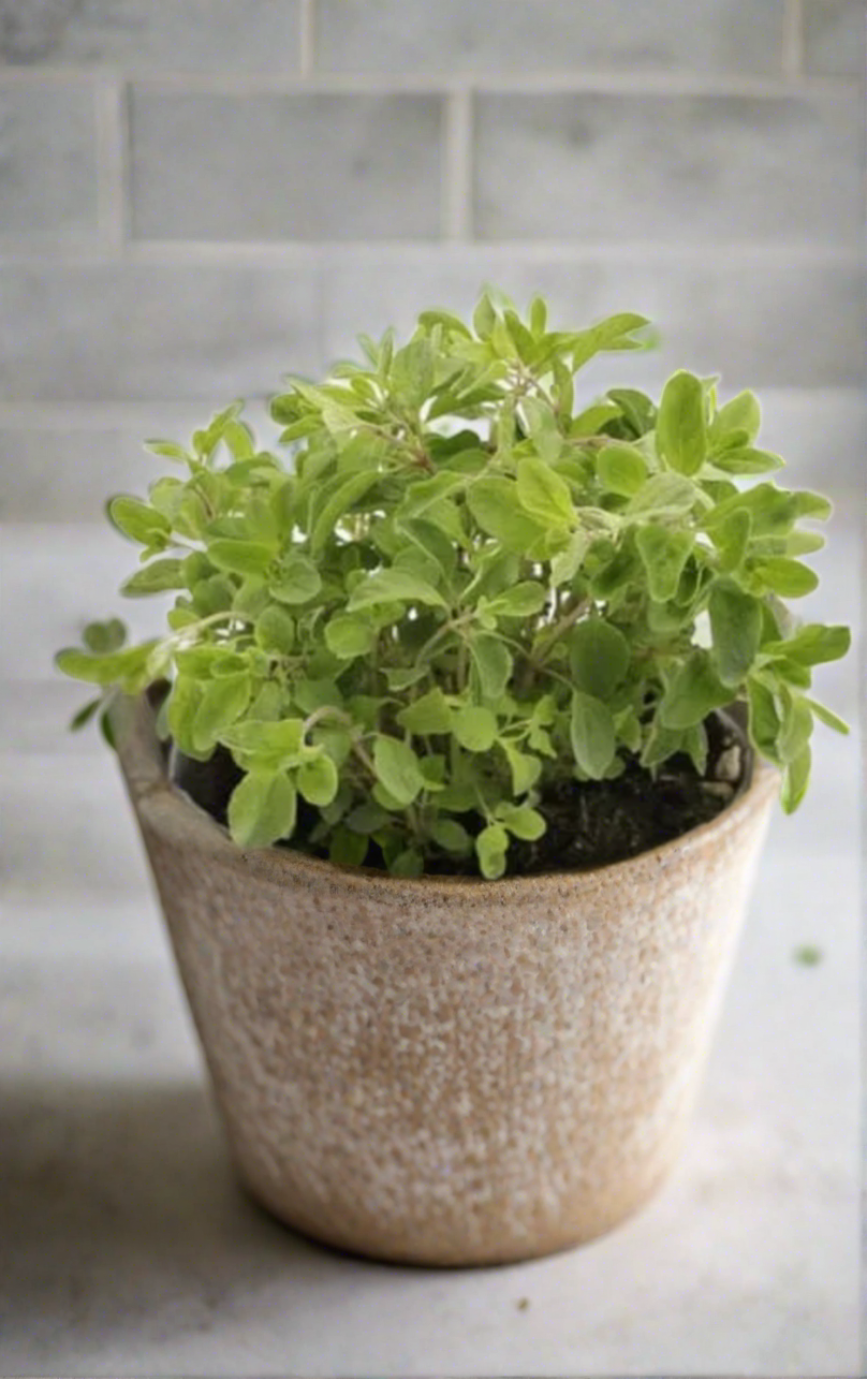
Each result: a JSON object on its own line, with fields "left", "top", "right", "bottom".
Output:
{"left": 56, "top": 293, "right": 850, "bottom": 879}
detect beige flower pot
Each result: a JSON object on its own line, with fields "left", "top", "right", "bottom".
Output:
{"left": 112, "top": 693, "right": 778, "bottom": 1267}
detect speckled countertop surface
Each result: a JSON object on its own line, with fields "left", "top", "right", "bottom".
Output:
{"left": 0, "top": 475, "right": 861, "bottom": 1377}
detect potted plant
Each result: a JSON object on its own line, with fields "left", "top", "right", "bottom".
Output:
{"left": 57, "top": 293, "right": 850, "bottom": 1266}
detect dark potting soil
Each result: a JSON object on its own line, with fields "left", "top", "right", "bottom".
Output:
{"left": 170, "top": 708, "right": 750, "bottom": 878}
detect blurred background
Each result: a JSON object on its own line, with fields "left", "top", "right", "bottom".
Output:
{"left": 0, "top": 3, "right": 864, "bottom": 1376}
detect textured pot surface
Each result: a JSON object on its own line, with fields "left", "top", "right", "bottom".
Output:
{"left": 112, "top": 695, "right": 778, "bottom": 1266}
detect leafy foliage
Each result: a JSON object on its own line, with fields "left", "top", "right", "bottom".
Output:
{"left": 56, "top": 293, "right": 850, "bottom": 878}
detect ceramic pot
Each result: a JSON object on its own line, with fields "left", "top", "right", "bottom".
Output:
{"left": 111, "top": 693, "right": 778, "bottom": 1267}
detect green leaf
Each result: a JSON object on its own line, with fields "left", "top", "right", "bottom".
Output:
{"left": 221, "top": 717, "right": 306, "bottom": 769}
{"left": 209, "top": 539, "right": 274, "bottom": 577}
{"left": 297, "top": 753, "right": 339, "bottom": 806}
{"left": 529, "top": 296, "right": 547, "bottom": 335}
{"left": 431, "top": 819, "right": 472, "bottom": 854}
{"left": 597, "top": 444, "right": 648, "bottom": 497}
{"left": 606, "top": 387, "right": 657, "bottom": 437}
{"left": 396, "top": 688, "right": 452, "bottom": 735}
{"left": 389, "top": 847, "right": 424, "bottom": 878}
{"left": 55, "top": 642, "right": 156, "bottom": 688}
{"left": 627, "top": 473, "right": 698, "bottom": 519}
{"left": 397, "top": 471, "right": 466, "bottom": 522}
{"left": 144, "top": 438, "right": 190, "bottom": 464}
{"left": 192, "top": 673, "right": 251, "bottom": 753}
{"left": 373, "top": 735, "right": 425, "bottom": 806}
{"left": 121, "top": 558, "right": 187, "bottom": 597}
{"left": 567, "top": 313, "right": 650, "bottom": 370}
{"left": 708, "top": 581, "right": 763, "bottom": 685}
{"left": 781, "top": 744, "right": 811, "bottom": 813}
{"left": 475, "top": 824, "right": 509, "bottom": 880}
{"left": 108, "top": 495, "right": 171, "bottom": 545}
{"left": 753, "top": 557, "right": 819, "bottom": 598}
{"left": 329, "top": 827, "right": 369, "bottom": 867}
{"left": 762, "top": 623, "right": 850, "bottom": 667}
{"left": 310, "top": 470, "right": 379, "bottom": 556}
{"left": 569, "top": 619, "right": 630, "bottom": 700}
{"left": 748, "top": 678, "right": 782, "bottom": 762}
{"left": 452, "top": 705, "right": 497, "bottom": 751}
{"left": 712, "top": 508, "right": 752, "bottom": 573}
{"left": 466, "top": 476, "right": 547, "bottom": 550}
{"left": 473, "top": 293, "right": 497, "bottom": 339}
{"left": 501, "top": 741, "right": 542, "bottom": 794}
{"left": 711, "top": 390, "right": 761, "bottom": 445}
{"left": 778, "top": 691, "right": 814, "bottom": 765}
{"left": 255, "top": 605, "right": 295, "bottom": 655}
{"left": 348, "top": 569, "right": 447, "bottom": 611}
{"left": 470, "top": 635, "right": 513, "bottom": 699}
{"left": 69, "top": 697, "right": 102, "bottom": 731}
{"left": 324, "top": 614, "right": 375, "bottom": 660}
{"left": 516, "top": 457, "right": 574, "bottom": 527}
{"left": 227, "top": 770, "right": 298, "bottom": 848}
{"left": 550, "top": 530, "right": 590, "bottom": 586}
{"left": 487, "top": 582, "right": 548, "bottom": 617}
{"left": 635, "top": 525, "right": 694, "bottom": 602}
{"left": 497, "top": 805, "right": 546, "bottom": 841}
{"left": 269, "top": 554, "right": 322, "bottom": 605}
{"left": 660, "top": 653, "right": 732, "bottom": 729}
{"left": 522, "top": 396, "right": 563, "bottom": 464}
{"left": 82, "top": 618, "right": 127, "bottom": 653}
{"left": 805, "top": 696, "right": 849, "bottom": 734}
{"left": 570, "top": 691, "right": 616, "bottom": 778}
{"left": 656, "top": 371, "right": 706, "bottom": 476}
{"left": 710, "top": 447, "right": 783, "bottom": 475}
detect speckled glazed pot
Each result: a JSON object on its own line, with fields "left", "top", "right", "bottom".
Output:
{"left": 112, "top": 693, "right": 778, "bottom": 1267}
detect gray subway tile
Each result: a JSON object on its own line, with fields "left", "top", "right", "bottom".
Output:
{"left": 803, "top": 0, "right": 867, "bottom": 78}
{"left": 0, "top": 429, "right": 137, "bottom": 521}
{"left": 130, "top": 90, "right": 444, "bottom": 243}
{"left": 0, "top": 83, "right": 99, "bottom": 242}
{"left": 474, "top": 92, "right": 864, "bottom": 247}
{"left": 315, "top": 0, "right": 785, "bottom": 75}
{"left": 0, "top": 0, "right": 300, "bottom": 70}
{"left": 0, "top": 264, "right": 323, "bottom": 401}
{"left": 319, "top": 252, "right": 865, "bottom": 388}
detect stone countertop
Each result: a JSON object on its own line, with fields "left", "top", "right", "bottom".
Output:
{"left": 0, "top": 490, "right": 861, "bottom": 1378}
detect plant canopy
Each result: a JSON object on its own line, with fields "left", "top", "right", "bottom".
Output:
{"left": 57, "top": 292, "right": 850, "bottom": 878}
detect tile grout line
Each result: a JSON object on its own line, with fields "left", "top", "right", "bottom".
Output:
{"left": 299, "top": 0, "right": 316, "bottom": 77}
{"left": 0, "top": 65, "right": 859, "bottom": 98}
{"left": 0, "top": 239, "right": 861, "bottom": 268}
{"left": 442, "top": 89, "right": 474, "bottom": 241}
{"left": 783, "top": 0, "right": 805, "bottom": 78}
{"left": 93, "top": 75, "right": 128, "bottom": 258}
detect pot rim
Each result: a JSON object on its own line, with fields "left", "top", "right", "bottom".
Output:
{"left": 111, "top": 692, "right": 780, "bottom": 903}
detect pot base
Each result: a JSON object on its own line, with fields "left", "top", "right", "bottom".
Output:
{"left": 231, "top": 1126, "right": 688, "bottom": 1268}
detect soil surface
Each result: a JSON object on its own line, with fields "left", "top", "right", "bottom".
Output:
{"left": 170, "top": 708, "right": 750, "bottom": 878}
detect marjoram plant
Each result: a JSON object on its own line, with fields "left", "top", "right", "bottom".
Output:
{"left": 57, "top": 293, "right": 850, "bottom": 879}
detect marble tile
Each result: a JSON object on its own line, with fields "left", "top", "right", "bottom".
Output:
{"left": 0, "top": 0, "right": 301, "bottom": 70}
{"left": 0, "top": 83, "right": 99, "bottom": 243}
{"left": 474, "top": 92, "right": 865, "bottom": 247}
{"left": 130, "top": 91, "right": 444, "bottom": 242}
{"left": 803, "top": 0, "right": 867, "bottom": 78}
{"left": 315, "top": 0, "right": 787, "bottom": 76}
{"left": 0, "top": 264, "right": 324, "bottom": 401}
